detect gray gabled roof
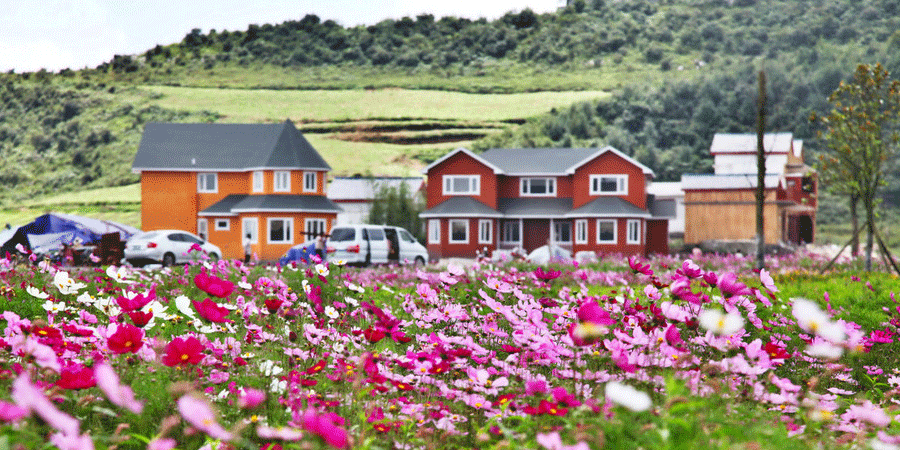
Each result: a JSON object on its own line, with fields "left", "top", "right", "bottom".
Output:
{"left": 497, "top": 198, "right": 573, "bottom": 218}
{"left": 648, "top": 197, "right": 677, "bottom": 219}
{"left": 566, "top": 196, "right": 651, "bottom": 218}
{"left": 478, "top": 146, "right": 654, "bottom": 176}
{"left": 420, "top": 197, "right": 502, "bottom": 218}
{"left": 198, "top": 194, "right": 342, "bottom": 216}
{"left": 133, "top": 120, "right": 331, "bottom": 172}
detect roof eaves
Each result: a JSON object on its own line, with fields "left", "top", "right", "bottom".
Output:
{"left": 422, "top": 147, "right": 504, "bottom": 175}
{"left": 564, "top": 146, "right": 655, "bottom": 177}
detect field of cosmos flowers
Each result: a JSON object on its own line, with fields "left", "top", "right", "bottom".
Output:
{"left": 1, "top": 244, "right": 900, "bottom": 450}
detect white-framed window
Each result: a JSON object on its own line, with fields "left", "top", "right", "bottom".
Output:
{"left": 197, "top": 173, "right": 217, "bottom": 193}
{"left": 303, "top": 171, "right": 317, "bottom": 192}
{"left": 478, "top": 219, "right": 493, "bottom": 244}
{"left": 627, "top": 219, "right": 641, "bottom": 245}
{"left": 252, "top": 171, "right": 264, "bottom": 193}
{"left": 575, "top": 219, "right": 588, "bottom": 244}
{"left": 501, "top": 220, "right": 521, "bottom": 244}
{"left": 428, "top": 219, "right": 441, "bottom": 244}
{"left": 242, "top": 217, "right": 259, "bottom": 244}
{"left": 267, "top": 218, "right": 293, "bottom": 244}
{"left": 589, "top": 174, "right": 627, "bottom": 195}
{"left": 553, "top": 221, "right": 572, "bottom": 243}
{"left": 215, "top": 218, "right": 230, "bottom": 231}
{"left": 197, "top": 219, "right": 209, "bottom": 240}
{"left": 597, "top": 219, "right": 617, "bottom": 244}
{"left": 520, "top": 177, "right": 556, "bottom": 196}
{"left": 442, "top": 175, "right": 480, "bottom": 195}
{"left": 448, "top": 219, "right": 469, "bottom": 244}
{"left": 274, "top": 171, "right": 290, "bottom": 192}
{"left": 305, "top": 218, "right": 326, "bottom": 239}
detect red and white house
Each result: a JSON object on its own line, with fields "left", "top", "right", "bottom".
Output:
{"left": 421, "top": 147, "right": 675, "bottom": 259}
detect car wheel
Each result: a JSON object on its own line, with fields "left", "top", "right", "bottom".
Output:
{"left": 414, "top": 256, "right": 426, "bottom": 266}
{"left": 209, "top": 252, "right": 219, "bottom": 263}
{"left": 162, "top": 253, "right": 176, "bottom": 267}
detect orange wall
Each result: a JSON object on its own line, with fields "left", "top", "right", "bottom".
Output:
{"left": 572, "top": 152, "right": 647, "bottom": 209}
{"left": 201, "top": 213, "right": 335, "bottom": 260}
{"left": 426, "top": 152, "right": 498, "bottom": 209}
{"left": 141, "top": 171, "right": 197, "bottom": 232}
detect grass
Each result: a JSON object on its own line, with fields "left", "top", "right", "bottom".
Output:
{"left": 139, "top": 85, "right": 610, "bottom": 123}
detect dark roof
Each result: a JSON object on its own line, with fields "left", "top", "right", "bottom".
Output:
{"left": 497, "top": 198, "right": 573, "bottom": 218}
{"left": 566, "top": 197, "right": 650, "bottom": 218}
{"left": 480, "top": 148, "right": 597, "bottom": 174}
{"left": 198, "top": 194, "right": 342, "bottom": 216}
{"left": 133, "top": 120, "right": 331, "bottom": 172}
{"left": 648, "top": 196, "right": 677, "bottom": 219}
{"left": 420, "top": 197, "right": 502, "bottom": 218}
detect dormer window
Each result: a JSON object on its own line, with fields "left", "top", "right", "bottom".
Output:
{"left": 590, "top": 174, "right": 627, "bottom": 195}
{"left": 520, "top": 177, "right": 556, "bottom": 196}
{"left": 443, "top": 175, "right": 480, "bottom": 195}
{"left": 197, "top": 173, "right": 217, "bottom": 193}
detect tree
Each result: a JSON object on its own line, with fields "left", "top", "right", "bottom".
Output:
{"left": 813, "top": 63, "right": 900, "bottom": 270}
{"left": 368, "top": 181, "right": 426, "bottom": 242}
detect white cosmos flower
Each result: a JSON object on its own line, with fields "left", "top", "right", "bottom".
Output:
{"left": 805, "top": 341, "right": 844, "bottom": 360}
{"left": 332, "top": 259, "right": 346, "bottom": 266}
{"left": 174, "top": 295, "right": 197, "bottom": 319}
{"left": 106, "top": 265, "right": 132, "bottom": 284}
{"left": 792, "top": 298, "right": 845, "bottom": 343}
{"left": 41, "top": 300, "right": 66, "bottom": 314}
{"left": 315, "top": 264, "right": 329, "bottom": 277}
{"left": 269, "top": 378, "right": 287, "bottom": 394}
{"left": 343, "top": 296, "right": 359, "bottom": 307}
{"left": 324, "top": 306, "right": 339, "bottom": 319}
{"left": 76, "top": 292, "right": 96, "bottom": 305}
{"left": 53, "top": 270, "right": 85, "bottom": 295}
{"left": 26, "top": 286, "right": 49, "bottom": 299}
{"left": 302, "top": 280, "right": 311, "bottom": 295}
{"left": 238, "top": 281, "right": 253, "bottom": 290}
{"left": 259, "top": 360, "right": 284, "bottom": 376}
{"left": 605, "top": 381, "right": 652, "bottom": 412}
{"left": 699, "top": 308, "right": 745, "bottom": 335}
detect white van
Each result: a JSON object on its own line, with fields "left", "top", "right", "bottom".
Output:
{"left": 328, "top": 225, "right": 428, "bottom": 266}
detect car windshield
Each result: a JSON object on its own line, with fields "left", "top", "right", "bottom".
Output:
{"left": 330, "top": 228, "right": 355, "bottom": 242}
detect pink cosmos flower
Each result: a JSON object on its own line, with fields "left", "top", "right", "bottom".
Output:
{"left": 94, "top": 363, "right": 143, "bottom": 414}
{"left": 576, "top": 301, "right": 616, "bottom": 326}
{"left": 115, "top": 289, "right": 155, "bottom": 312}
{"left": 534, "top": 267, "right": 562, "bottom": 281}
{"left": 11, "top": 373, "right": 80, "bottom": 436}
{"left": 628, "top": 256, "right": 653, "bottom": 276}
{"left": 759, "top": 269, "right": 778, "bottom": 292}
{"left": 238, "top": 387, "right": 266, "bottom": 409}
{"left": 56, "top": 363, "right": 96, "bottom": 390}
{"left": 49, "top": 432, "right": 95, "bottom": 450}
{"left": 177, "top": 394, "right": 233, "bottom": 441}
{"left": 716, "top": 272, "right": 752, "bottom": 298}
{"left": 537, "top": 431, "right": 590, "bottom": 450}
{"left": 147, "top": 438, "right": 177, "bottom": 450}
{"left": 0, "top": 400, "right": 28, "bottom": 423}
{"left": 679, "top": 259, "right": 703, "bottom": 278}
{"left": 297, "top": 409, "right": 348, "bottom": 449}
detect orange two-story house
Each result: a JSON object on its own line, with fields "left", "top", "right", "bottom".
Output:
{"left": 421, "top": 147, "right": 675, "bottom": 259}
{"left": 132, "top": 120, "right": 342, "bottom": 260}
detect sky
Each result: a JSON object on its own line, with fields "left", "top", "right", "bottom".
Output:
{"left": 0, "top": 0, "right": 564, "bottom": 73}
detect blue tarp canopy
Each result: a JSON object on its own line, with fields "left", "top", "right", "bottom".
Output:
{"left": 0, "top": 213, "right": 141, "bottom": 256}
{"left": 278, "top": 241, "right": 316, "bottom": 266}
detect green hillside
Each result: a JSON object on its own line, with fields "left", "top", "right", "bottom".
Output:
{"left": 3, "top": 0, "right": 900, "bottom": 226}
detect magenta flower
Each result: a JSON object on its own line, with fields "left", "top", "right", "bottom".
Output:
{"left": 115, "top": 289, "right": 155, "bottom": 312}
{"left": 106, "top": 323, "right": 145, "bottom": 354}
{"left": 716, "top": 272, "right": 752, "bottom": 298}
{"left": 56, "top": 363, "right": 96, "bottom": 390}
{"left": 95, "top": 363, "right": 144, "bottom": 414}
{"left": 534, "top": 267, "right": 562, "bottom": 281}
{"left": 177, "top": 394, "right": 233, "bottom": 441}
{"left": 162, "top": 336, "right": 205, "bottom": 367}
{"left": 194, "top": 270, "right": 235, "bottom": 298}
{"left": 576, "top": 301, "right": 616, "bottom": 326}
{"left": 297, "top": 409, "right": 348, "bottom": 449}
{"left": 628, "top": 256, "right": 653, "bottom": 276}
{"left": 192, "top": 298, "right": 232, "bottom": 323}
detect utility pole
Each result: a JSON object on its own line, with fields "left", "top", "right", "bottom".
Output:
{"left": 755, "top": 70, "right": 766, "bottom": 271}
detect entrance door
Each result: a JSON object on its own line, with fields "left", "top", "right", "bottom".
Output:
{"left": 522, "top": 219, "right": 549, "bottom": 253}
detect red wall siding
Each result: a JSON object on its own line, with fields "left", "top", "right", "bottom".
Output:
{"left": 426, "top": 152, "right": 498, "bottom": 209}
{"left": 425, "top": 218, "right": 489, "bottom": 259}
{"left": 572, "top": 152, "right": 647, "bottom": 209}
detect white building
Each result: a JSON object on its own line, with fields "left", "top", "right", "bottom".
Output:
{"left": 327, "top": 176, "right": 425, "bottom": 225}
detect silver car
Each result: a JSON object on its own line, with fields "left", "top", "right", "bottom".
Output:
{"left": 124, "top": 230, "right": 221, "bottom": 267}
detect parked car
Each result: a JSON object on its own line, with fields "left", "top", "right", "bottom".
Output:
{"left": 124, "top": 230, "right": 221, "bottom": 267}
{"left": 328, "top": 225, "right": 428, "bottom": 266}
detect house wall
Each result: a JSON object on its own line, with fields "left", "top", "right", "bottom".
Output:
{"left": 683, "top": 189, "right": 782, "bottom": 244}
{"left": 222, "top": 212, "right": 336, "bottom": 261}
{"left": 198, "top": 172, "right": 250, "bottom": 211}
{"left": 425, "top": 152, "right": 498, "bottom": 209}
{"left": 141, "top": 171, "right": 197, "bottom": 232}
{"left": 496, "top": 176, "right": 574, "bottom": 199}
{"left": 425, "top": 218, "right": 493, "bottom": 259}
{"left": 571, "top": 151, "right": 647, "bottom": 209}
{"left": 713, "top": 154, "right": 788, "bottom": 175}
{"left": 574, "top": 217, "right": 647, "bottom": 255}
